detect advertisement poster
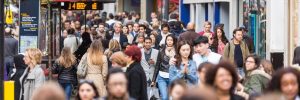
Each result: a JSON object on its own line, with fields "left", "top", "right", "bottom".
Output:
{"left": 19, "top": 36, "right": 38, "bottom": 53}
{"left": 19, "top": 0, "right": 40, "bottom": 52}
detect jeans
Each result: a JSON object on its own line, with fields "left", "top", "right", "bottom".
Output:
{"left": 157, "top": 75, "right": 169, "bottom": 100}
{"left": 237, "top": 67, "right": 245, "bottom": 78}
{"left": 60, "top": 83, "right": 72, "bottom": 100}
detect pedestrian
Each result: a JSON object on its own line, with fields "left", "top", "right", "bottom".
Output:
{"left": 123, "top": 25, "right": 134, "bottom": 44}
{"left": 19, "top": 48, "right": 45, "bottom": 100}
{"left": 31, "top": 81, "right": 66, "bottom": 100}
{"left": 102, "top": 68, "right": 135, "bottom": 100}
{"left": 198, "top": 21, "right": 214, "bottom": 36}
{"left": 211, "top": 27, "right": 229, "bottom": 55}
{"left": 10, "top": 54, "right": 27, "bottom": 100}
{"left": 64, "top": 28, "right": 79, "bottom": 53}
{"left": 109, "top": 51, "right": 128, "bottom": 71}
{"left": 243, "top": 54, "right": 271, "bottom": 95}
{"left": 151, "top": 34, "right": 177, "bottom": 100}
{"left": 169, "top": 41, "right": 198, "bottom": 85}
{"left": 267, "top": 67, "right": 300, "bottom": 100}
{"left": 149, "top": 32, "right": 159, "bottom": 49}
{"left": 80, "top": 40, "right": 108, "bottom": 97}
{"left": 260, "top": 59, "right": 274, "bottom": 76}
{"left": 76, "top": 80, "right": 100, "bottom": 100}
{"left": 51, "top": 47, "right": 78, "bottom": 100}
{"left": 109, "top": 22, "right": 128, "bottom": 49}
{"left": 223, "top": 27, "right": 250, "bottom": 78}
{"left": 124, "top": 45, "right": 148, "bottom": 100}
{"left": 197, "top": 62, "right": 214, "bottom": 88}
{"left": 104, "top": 39, "right": 121, "bottom": 69}
{"left": 205, "top": 61, "right": 246, "bottom": 100}
{"left": 158, "top": 23, "right": 172, "bottom": 47}
{"left": 240, "top": 27, "right": 255, "bottom": 53}
{"left": 169, "top": 79, "right": 187, "bottom": 100}
{"left": 141, "top": 37, "right": 159, "bottom": 86}
{"left": 136, "top": 34, "right": 145, "bottom": 48}
{"left": 74, "top": 32, "right": 92, "bottom": 61}
{"left": 4, "top": 27, "right": 18, "bottom": 80}
{"left": 293, "top": 46, "right": 300, "bottom": 66}
{"left": 178, "top": 22, "right": 200, "bottom": 44}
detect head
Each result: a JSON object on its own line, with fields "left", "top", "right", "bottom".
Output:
{"left": 203, "top": 21, "right": 212, "bottom": 32}
{"left": 77, "top": 80, "right": 100, "bottom": 100}
{"left": 233, "top": 28, "right": 244, "bottom": 42}
{"left": 64, "top": 20, "right": 71, "bottom": 30}
{"left": 75, "top": 21, "right": 81, "bottom": 29}
{"left": 197, "top": 62, "right": 214, "bottom": 83}
{"left": 32, "top": 81, "right": 65, "bottom": 100}
{"left": 139, "top": 24, "right": 146, "bottom": 34}
{"left": 170, "top": 13, "right": 178, "bottom": 20}
{"left": 169, "top": 79, "right": 187, "bottom": 100}
{"left": 124, "top": 45, "right": 142, "bottom": 62}
{"left": 137, "top": 34, "right": 145, "bottom": 43}
{"left": 105, "top": 39, "right": 121, "bottom": 58}
{"left": 260, "top": 59, "right": 274, "bottom": 75}
{"left": 293, "top": 47, "right": 300, "bottom": 65}
{"left": 81, "top": 32, "right": 92, "bottom": 44}
{"left": 106, "top": 68, "right": 128, "bottom": 99}
{"left": 114, "top": 22, "right": 122, "bottom": 33}
{"left": 161, "top": 24, "right": 170, "bottom": 34}
{"left": 81, "top": 25, "right": 90, "bottom": 34}
{"left": 151, "top": 12, "right": 157, "bottom": 19}
{"left": 175, "top": 41, "right": 193, "bottom": 67}
{"left": 122, "top": 26, "right": 129, "bottom": 34}
{"left": 110, "top": 51, "right": 127, "bottom": 68}
{"left": 24, "top": 48, "right": 42, "bottom": 66}
{"left": 267, "top": 67, "right": 300, "bottom": 100}
{"left": 165, "top": 34, "right": 177, "bottom": 47}
{"left": 4, "top": 27, "right": 12, "bottom": 36}
{"left": 133, "top": 23, "right": 139, "bottom": 32}
{"left": 98, "top": 23, "right": 105, "bottom": 33}
{"left": 67, "top": 28, "right": 75, "bottom": 35}
{"left": 149, "top": 33, "right": 157, "bottom": 44}
{"left": 205, "top": 61, "right": 239, "bottom": 94}
{"left": 13, "top": 54, "right": 27, "bottom": 69}
{"left": 62, "top": 30, "right": 68, "bottom": 38}
{"left": 144, "top": 37, "right": 152, "bottom": 50}
{"left": 88, "top": 40, "right": 104, "bottom": 66}
{"left": 186, "top": 22, "right": 195, "bottom": 31}
{"left": 58, "top": 47, "right": 76, "bottom": 68}
{"left": 193, "top": 36, "right": 210, "bottom": 55}
{"left": 213, "top": 27, "right": 228, "bottom": 46}
{"left": 126, "top": 23, "right": 133, "bottom": 32}
{"left": 245, "top": 54, "right": 261, "bottom": 72}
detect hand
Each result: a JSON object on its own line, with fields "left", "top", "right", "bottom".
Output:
{"left": 169, "top": 58, "right": 177, "bottom": 65}
{"left": 236, "top": 83, "right": 244, "bottom": 92}
{"left": 148, "top": 59, "right": 155, "bottom": 65}
{"left": 183, "top": 63, "right": 189, "bottom": 74}
{"left": 150, "top": 82, "right": 155, "bottom": 87}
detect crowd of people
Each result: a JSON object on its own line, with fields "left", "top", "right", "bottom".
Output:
{"left": 3, "top": 10, "right": 300, "bottom": 100}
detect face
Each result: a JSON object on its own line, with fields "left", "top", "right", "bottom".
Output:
{"left": 114, "top": 24, "right": 122, "bottom": 33}
{"left": 179, "top": 44, "right": 191, "bottom": 59}
{"left": 128, "top": 25, "right": 133, "bottom": 32}
{"left": 23, "top": 52, "right": 31, "bottom": 65}
{"left": 280, "top": 73, "right": 299, "bottom": 100}
{"left": 151, "top": 13, "right": 157, "bottom": 18}
{"left": 150, "top": 35, "right": 156, "bottom": 44}
{"left": 122, "top": 26, "right": 128, "bottom": 34}
{"left": 214, "top": 68, "right": 233, "bottom": 92}
{"left": 79, "top": 83, "right": 96, "bottom": 100}
{"left": 194, "top": 43, "right": 209, "bottom": 55}
{"left": 204, "top": 24, "right": 211, "bottom": 32}
{"left": 217, "top": 29, "right": 222, "bottom": 38}
{"left": 162, "top": 27, "right": 169, "bottom": 34}
{"left": 166, "top": 36, "right": 174, "bottom": 47}
{"left": 64, "top": 22, "right": 70, "bottom": 29}
{"left": 75, "top": 21, "right": 81, "bottom": 29}
{"left": 98, "top": 25, "right": 105, "bottom": 32}
{"left": 171, "top": 85, "right": 185, "bottom": 100}
{"left": 198, "top": 68, "right": 207, "bottom": 82}
{"left": 234, "top": 31, "right": 243, "bottom": 42}
{"left": 107, "top": 73, "right": 128, "bottom": 98}
{"left": 133, "top": 24, "right": 139, "bottom": 32}
{"left": 245, "top": 57, "right": 256, "bottom": 71}
{"left": 139, "top": 27, "right": 145, "bottom": 34}
{"left": 144, "top": 39, "right": 152, "bottom": 50}
{"left": 63, "top": 30, "right": 68, "bottom": 38}
{"left": 138, "top": 37, "right": 144, "bottom": 43}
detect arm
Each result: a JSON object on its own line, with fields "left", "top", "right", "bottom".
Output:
{"left": 152, "top": 52, "right": 161, "bottom": 83}
{"left": 102, "top": 56, "right": 108, "bottom": 82}
{"left": 128, "top": 72, "right": 142, "bottom": 99}
{"left": 244, "top": 75, "right": 263, "bottom": 94}
{"left": 186, "top": 62, "right": 198, "bottom": 84}
{"left": 169, "top": 65, "right": 184, "bottom": 82}
{"left": 35, "top": 68, "right": 45, "bottom": 89}
{"left": 51, "top": 61, "right": 60, "bottom": 74}
{"left": 223, "top": 43, "right": 230, "bottom": 59}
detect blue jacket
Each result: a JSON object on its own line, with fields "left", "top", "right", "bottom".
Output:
{"left": 169, "top": 60, "right": 198, "bottom": 85}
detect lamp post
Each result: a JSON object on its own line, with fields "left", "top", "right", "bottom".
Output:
{"left": 0, "top": 0, "right": 5, "bottom": 99}
{"left": 162, "top": 0, "right": 169, "bottom": 22}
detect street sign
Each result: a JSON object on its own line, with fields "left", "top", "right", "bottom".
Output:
{"left": 61, "top": 1, "right": 103, "bottom": 10}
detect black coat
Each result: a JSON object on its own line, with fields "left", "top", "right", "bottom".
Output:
{"left": 11, "top": 54, "right": 27, "bottom": 100}
{"left": 126, "top": 62, "right": 148, "bottom": 100}
{"left": 108, "top": 32, "right": 128, "bottom": 49}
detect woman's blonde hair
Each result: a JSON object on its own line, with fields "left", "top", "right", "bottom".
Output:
{"left": 25, "top": 48, "right": 42, "bottom": 66}
{"left": 105, "top": 39, "right": 121, "bottom": 58}
{"left": 109, "top": 51, "right": 127, "bottom": 67}
{"left": 58, "top": 47, "right": 76, "bottom": 68}
{"left": 87, "top": 40, "right": 104, "bottom": 66}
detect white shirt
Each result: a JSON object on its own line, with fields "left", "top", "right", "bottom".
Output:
{"left": 159, "top": 32, "right": 171, "bottom": 46}
{"left": 113, "top": 33, "right": 121, "bottom": 42}
{"left": 193, "top": 50, "right": 222, "bottom": 68}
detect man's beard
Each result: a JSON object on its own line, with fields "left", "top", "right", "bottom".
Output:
{"left": 108, "top": 93, "right": 127, "bottom": 100}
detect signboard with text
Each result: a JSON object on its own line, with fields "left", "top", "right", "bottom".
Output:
{"left": 19, "top": 0, "right": 40, "bottom": 53}
{"left": 61, "top": 1, "right": 103, "bottom": 10}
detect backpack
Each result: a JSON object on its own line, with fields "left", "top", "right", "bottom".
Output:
{"left": 77, "top": 54, "right": 88, "bottom": 78}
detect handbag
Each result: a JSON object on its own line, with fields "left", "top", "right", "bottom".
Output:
{"left": 77, "top": 54, "right": 88, "bottom": 78}
{"left": 147, "top": 87, "right": 159, "bottom": 100}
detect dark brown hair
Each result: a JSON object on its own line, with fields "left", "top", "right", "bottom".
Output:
{"left": 175, "top": 41, "right": 193, "bottom": 68}
{"left": 205, "top": 61, "right": 239, "bottom": 95}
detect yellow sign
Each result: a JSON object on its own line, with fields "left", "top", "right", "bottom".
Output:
{"left": 63, "top": 2, "right": 102, "bottom": 10}
{"left": 92, "top": 3, "right": 97, "bottom": 10}
{"left": 5, "top": 10, "right": 14, "bottom": 24}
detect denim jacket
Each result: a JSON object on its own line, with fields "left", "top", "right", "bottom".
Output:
{"left": 169, "top": 60, "right": 198, "bottom": 85}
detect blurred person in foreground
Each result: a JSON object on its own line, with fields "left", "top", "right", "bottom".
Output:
{"left": 76, "top": 80, "right": 100, "bottom": 100}
{"left": 32, "top": 81, "right": 65, "bottom": 100}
